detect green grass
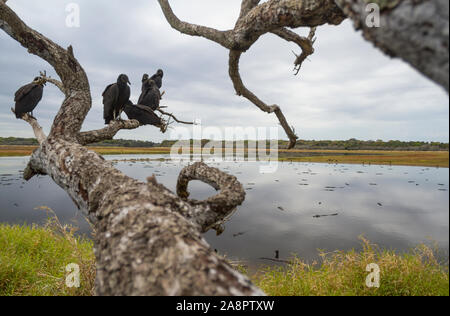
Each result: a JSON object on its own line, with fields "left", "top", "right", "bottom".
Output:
{"left": 1, "top": 215, "right": 448, "bottom": 296}
{"left": 1, "top": 146, "right": 448, "bottom": 167}
{"left": 251, "top": 237, "right": 449, "bottom": 296}
{"left": 0, "top": 207, "right": 95, "bottom": 296}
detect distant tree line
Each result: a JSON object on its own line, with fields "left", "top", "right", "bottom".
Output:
{"left": 0, "top": 137, "right": 39, "bottom": 145}
{"left": 1, "top": 137, "right": 448, "bottom": 151}
{"left": 159, "top": 139, "right": 449, "bottom": 151}
{"left": 89, "top": 139, "right": 158, "bottom": 148}
{"left": 289, "top": 138, "right": 449, "bottom": 151}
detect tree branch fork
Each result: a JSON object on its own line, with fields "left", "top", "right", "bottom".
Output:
{"left": 158, "top": 0, "right": 346, "bottom": 149}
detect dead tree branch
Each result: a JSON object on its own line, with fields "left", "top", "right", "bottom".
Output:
{"left": 10, "top": 108, "right": 47, "bottom": 144}
{"left": 157, "top": 0, "right": 234, "bottom": 49}
{"left": 77, "top": 120, "right": 141, "bottom": 146}
{"left": 158, "top": 0, "right": 346, "bottom": 149}
{"left": 229, "top": 50, "right": 299, "bottom": 148}
{"left": 39, "top": 70, "right": 66, "bottom": 94}
{"left": 272, "top": 27, "right": 317, "bottom": 75}
{"left": 176, "top": 162, "right": 246, "bottom": 233}
{"left": 157, "top": 107, "right": 194, "bottom": 125}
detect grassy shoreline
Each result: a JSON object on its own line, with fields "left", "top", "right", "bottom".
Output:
{"left": 1, "top": 145, "right": 448, "bottom": 168}
{"left": 1, "top": 222, "right": 448, "bottom": 296}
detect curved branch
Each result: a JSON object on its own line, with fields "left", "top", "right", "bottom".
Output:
{"left": 229, "top": 50, "right": 298, "bottom": 149}
{"left": 39, "top": 71, "right": 65, "bottom": 95}
{"left": 10, "top": 108, "right": 46, "bottom": 144}
{"left": 176, "top": 162, "right": 246, "bottom": 233}
{"left": 272, "top": 27, "right": 316, "bottom": 75}
{"left": 157, "top": 0, "right": 235, "bottom": 49}
{"left": 234, "top": 0, "right": 345, "bottom": 49}
{"left": 10, "top": 107, "right": 47, "bottom": 180}
{"left": 157, "top": 107, "right": 194, "bottom": 125}
{"left": 77, "top": 120, "right": 141, "bottom": 146}
{"left": 156, "top": 0, "right": 341, "bottom": 149}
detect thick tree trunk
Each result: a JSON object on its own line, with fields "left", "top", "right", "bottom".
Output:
{"left": 335, "top": 0, "right": 449, "bottom": 92}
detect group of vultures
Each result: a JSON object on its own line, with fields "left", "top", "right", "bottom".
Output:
{"left": 14, "top": 69, "right": 166, "bottom": 130}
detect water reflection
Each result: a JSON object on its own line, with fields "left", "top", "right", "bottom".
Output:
{"left": 0, "top": 155, "right": 448, "bottom": 267}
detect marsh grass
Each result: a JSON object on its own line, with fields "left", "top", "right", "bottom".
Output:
{"left": 252, "top": 237, "right": 449, "bottom": 296}
{"left": 0, "top": 207, "right": 95, "bottom": 296}
{"left": 0, "top": 145, "right": 448, "bottom": 167}
{"left": 1, "top": 215, "right": 448, "bottom": 296}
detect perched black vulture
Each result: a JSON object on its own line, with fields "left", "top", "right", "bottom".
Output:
{"left": 14, "top": 77, "right": 45, "bottom": 119}
{"left": 141, "top": 74, "right": 149, "bottom": 93}
{"left": 102, "top": 74, "right": 131, "bottom": 124}
{"left": 150, "top": 69, "right": 164, "bottom": 89}
{"left": 124, "top": 101, "right": 162, "bottom": 127}
{"left": 138, "top": 79, "right": 160, "bottom": 111}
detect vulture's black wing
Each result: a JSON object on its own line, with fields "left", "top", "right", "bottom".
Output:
{"left": 139, "top": 88, "right": 160, "bottom": 111}
{"left": 147, "top": 88, "right": 160, "bottom": 111}
{"left": 102, "top": 83, "right": 118, "bottom": 124}
{"left": 14, "top": 83, "right": 36, "bottom": 102}
{"left": 115, "top": 84, "right": 130, "bottom": 116}
{"left": 150, "top": 74, "right": 162, "bottom": 89}
{"left": 138, "top": 88, "right": 148, "bottom": 105}
{"left": 125, "top": 103, "right": 162, "bottom": 126}
{"left": 14, "top": 83, "right": 43, "bottom": 118}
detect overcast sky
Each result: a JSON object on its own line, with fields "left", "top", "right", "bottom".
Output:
{"left": 0, "top": 0, "right": 448, "bottom": 143}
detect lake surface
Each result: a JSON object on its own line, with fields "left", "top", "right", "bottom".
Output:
{"left": 1, "top": 155, "right": 448, "bottom": 267}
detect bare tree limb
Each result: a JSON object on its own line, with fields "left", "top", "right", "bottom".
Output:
{"left": 157, "top": 0, "right": 235, "bottom": 49}
{"left": 9, "top": 108, "right": 47, "bottom": 180}
{"left": 233, "top": 0, "right": 345, "bottom": 50}
{"left": 158, "top": 0, "right": 345, "bottom": 149}
{"left": 10, "top": 108, "right": 47, "bottom": 144}
{"left": 39, "top": 70, "right": 66, "bottom": 95}
{"left": 157, "top": 107, "right": 194, "bottom": 125}
{"left": 229, "top": 50, "right": 299, "bottom": 149}
{"left": 77, "top": 120, "right": 141, "bottom": 146}
{"left": 272, "top": 27, "right": 316, "bottom": 75}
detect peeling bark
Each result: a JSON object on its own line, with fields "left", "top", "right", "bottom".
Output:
{"left": 0, "top": 1, "right": 264, "bottom": 296}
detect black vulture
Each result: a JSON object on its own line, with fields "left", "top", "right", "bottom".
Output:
{"left": 124, "top": 101, "right": 162, "bottom": 127}
{"left": 138, "top": 79, "right": 160, "bottom": 111}
{"left": 141, "top": 74, "right": 149, "bottom": 93}
{"left": 150, "top": 69, "right": 164, "bottom": 89}
{"left": 14, "top": 77, "right": 45, "bottom": 119}
{"left": 102, "top": 74, "right": 131, "bottom": 124}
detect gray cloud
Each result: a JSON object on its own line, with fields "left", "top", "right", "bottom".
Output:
{"left": 0, "top": 0, "right": 448, "bottom": 143}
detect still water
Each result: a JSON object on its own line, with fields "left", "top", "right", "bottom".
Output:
{"left": 0, "top": 155, "right": 448, "bottom": 266}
